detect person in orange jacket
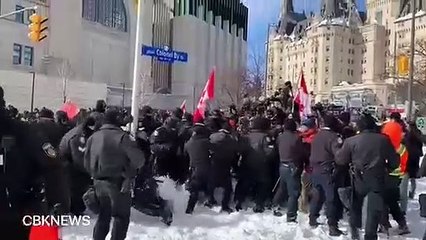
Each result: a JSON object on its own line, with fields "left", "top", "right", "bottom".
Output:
{"left": 380, "top": 112, "right": 410, "bottom": 235}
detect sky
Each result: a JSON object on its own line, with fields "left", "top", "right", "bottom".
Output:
{"left": 245, "top": 0, "right": 366, "bottom": 54}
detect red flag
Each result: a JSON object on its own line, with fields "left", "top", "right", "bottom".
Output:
{"left": 294, "top": 70, "right": 311, "bottom": 119}
{"left": 193, "top": 68, "right": 215, "bottom": 123}
{"left": 30, "top": 225, "right": 60, "bottom": 240}
{"left": 180, "top": 100, "right": 187, "bottom": 114}
{"left": 61, "top": 101, "right": 79, "bottom": 120}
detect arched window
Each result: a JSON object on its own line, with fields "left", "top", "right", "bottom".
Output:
{"left": 82, "top": 0, "right": 127, "bottom": 32}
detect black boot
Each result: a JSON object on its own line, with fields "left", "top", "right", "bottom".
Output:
{"left": 350, "top": 227, "right": 360, "bottom": 240}
{"left": 221, "top": 206, "right": 234, "bottom": 214}
{"left": 329, "top": 226, "right": 344, "bottom": 237}
{"left": 309, "top": 218, "right": 319, "bottom": 228}
{"left": 397, "top": 225, "right": 411, "bottom": 235}
{"left": 235, "top": 202, "right": 243, "bottom": 211}
{"left": 204, "top": 199, "right": 217, "bottom": 208}
{"left": 253, "top": 205, "right": 265, "bottom": 213}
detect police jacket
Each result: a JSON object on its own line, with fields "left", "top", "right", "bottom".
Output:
{"left": 336, "top": 130, "right": 400, "bottom": 191}
{"left": 84, "top": 124, "right": 145, "bottom": 180}
{"left": 238, "top": 130, "right": 272, "bottom": 176}
{"left": 276, "top": 130, "right": 305, "bottom": 169}
{"left": 310, "top": 128, "right": 342, "bottom": 174}
{"left": 210, "top": 129, "right": 239, "bottom": 174}
{"left": 34, "top": 118, "right": 67, "bottom": 148}
{"left": 184, "top": 129, "right": 211, "bottom": 171}
{"left": 150, "top": 126, "right": 179, "bottom": 159}
{"left": 1, "top": 120, "right": 70, "bottom": 221}
{"left": 59, "top": 124, "right": 88, "bottom": 174}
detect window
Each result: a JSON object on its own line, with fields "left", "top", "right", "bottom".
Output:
{"left": 15, "top": 5, "right": 24, "bottom": 23}
{"left": 325, "top": 78, "right": 329, "bottom": 85}
{"left": 326, "top": 46, "right": 330, "bottom": 52}
{"left": 13, "top": 44, "right": 22, "bottom": 65}
{"left": 82, "top": 0, "right": 127, "bottom": 32}
{"left": 325, "top": 67, "right": 329, "bottom": 73}
{"left": 23, "top": 46, "right": 34, "bottom": 66}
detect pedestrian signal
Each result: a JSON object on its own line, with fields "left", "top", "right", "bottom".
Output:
{"left": 397, "top": 55, "right": 409, "bottom": 76}
{"left": 28, "top": 14, "right": 48, "bottom": 43}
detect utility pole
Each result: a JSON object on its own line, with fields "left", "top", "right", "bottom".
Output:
{"left": 130, "top": 0, "right": 144, "bottom": 135}
{"left": 122, "top": 83, "right": 125, "bottom": 109}
{"left": 407, "top": 0, "right": 416, "bottom": 122}
{"left": 30, "top": 72, "right": 36, "bottom": 112}
{"left": 393, "top": 25, "right": 398, "bottom": 109}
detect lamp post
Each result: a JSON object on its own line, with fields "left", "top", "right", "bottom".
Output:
{"left": 130, "top": 0, "right": 144, "bottom": 135}
{"left": 407, "top": 0, "right": 416, "bottom": 122}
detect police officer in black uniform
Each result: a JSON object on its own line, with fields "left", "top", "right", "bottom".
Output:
{"left": 0, "top": 86, "right": 70, "bottom": 240}
{"left": 336, "top": 114, "right": 400, "bottom": 240}
{"left": 235, "top": 116, "right": 273, "bottom": 213}
{"left": 59, "top": 115, "right": 96, "bottom": 215}
{"left": 150, "top": 117, "right": 179, "bottom": 180}
{"left": 208, "top": 122, "right": 239, "bottom": 213}
{"left": 84, "top": 108, "right": 145, "bottom": 240}
{"left": 184, "top": 123, "right": 212, "bottom": 214}
{"left": 309, "top": 114, "right": 344, "bottom": 236}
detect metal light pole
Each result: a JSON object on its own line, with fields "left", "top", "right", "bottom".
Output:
{"left": 407, "top": 0, "right": 416, "bottom": 122}
{"left": 30, "top": 72, "right": 36, "bottom": 112}
{"left": 130, "top": 0, "right": 144, "bottom": 135}
{"left": 393, "top": 26, "right": 398, "bottom": 109}
{"left": 0, "top": 6, "right": 37, "bottom": 19}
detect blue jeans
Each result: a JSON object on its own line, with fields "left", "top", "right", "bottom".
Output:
{"left": 279, "top": 163, "right": 301, "bottom": 220}
{"left": 399, "top": 174, "right": 409, "bottom": 213}
{"left": 309, "top": 173, "right": 338, "bottom": 226}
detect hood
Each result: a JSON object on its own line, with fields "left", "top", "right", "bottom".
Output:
{"left": 382, "top": 121, "right": 403, "bottom": 149}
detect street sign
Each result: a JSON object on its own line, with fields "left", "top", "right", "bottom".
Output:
{"left": 416, "top": 117, "right": 426, "bottom": 135}
{"left": 141, "top": 45, "right": 188, "bottom": 63}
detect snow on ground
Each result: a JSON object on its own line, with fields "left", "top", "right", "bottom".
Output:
{"left": 63, "top": 153, "right": 426, "bottom": 240}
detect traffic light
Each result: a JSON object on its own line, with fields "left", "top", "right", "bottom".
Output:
{"left": 28, "top": 13, "right": 48, "bottom": 43}
{"left": 397, "top": 54, "right": 409, "bottom": 76}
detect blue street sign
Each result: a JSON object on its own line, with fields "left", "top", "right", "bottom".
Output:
{"left": 141, "top": 45, "right": 188, "bottom": 63}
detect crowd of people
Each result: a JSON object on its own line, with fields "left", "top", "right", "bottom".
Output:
{"left": 1, "top": 85, "right": 426, "bottom": 240}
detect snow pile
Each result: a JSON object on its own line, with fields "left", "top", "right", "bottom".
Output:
{"left": 63, "top": 151, "right": 426, "bottom": 240}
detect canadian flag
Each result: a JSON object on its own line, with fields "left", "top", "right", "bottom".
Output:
{"left": 294, "top": 70, "right": 312, "bottom": 119}
{"left": 180, "top": 100, "right": 187, "bottom": 114}
{"left": 193, "top": 68, "right": 215, "bottom": 123}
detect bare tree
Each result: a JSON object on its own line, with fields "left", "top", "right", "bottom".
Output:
{"left": 241, "top": 47, "right": 265, "bottom": 98}
{"left": 383, "top": 39, "right": 426, "bottom": 113}
{"left": 57, "top": 59, "right": 73, "bottom": 103}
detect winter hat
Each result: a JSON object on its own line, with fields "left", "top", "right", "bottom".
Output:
{"left": 284, "top": 118, "right": 297, "bottom": 132}
{"left": 323, "top": 114, "right": 338, "bottom": 129}
{"left": 302, "top": 118, "right": 316, "bottom": 129}
{"left": 390, "top": 112, "right": 401, "bottom": 121}
{"left": 357, "top": 114, "right": 377, "bottom": 132}
{"left": 39, "top": 108, "right": 55, "bottom": 119}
